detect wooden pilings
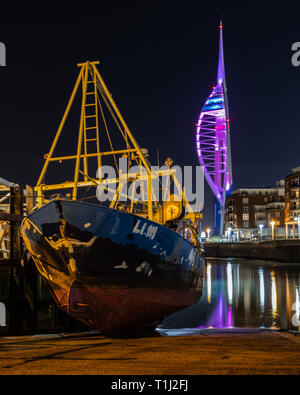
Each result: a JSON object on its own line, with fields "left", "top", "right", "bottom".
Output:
{"left": 0, "top": 185, "right": 37, "bottom": 334}
{"left": 8, "top": 186, "right": 24, "bottom": 334}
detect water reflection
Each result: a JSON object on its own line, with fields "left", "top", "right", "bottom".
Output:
{"left": 294, "top": 285, "right": 300, "bottom": 327}
{"left": 159, "top": 259, "right": 300, "bottom": 333}
{"left": 258, "top": 268, "right": 264, "bottom": 314}
{"left": 271, "top": 271, "right": 278, "bottom": 329}
{"left": 206, "top": 263, "right": 211, "bottom": 304}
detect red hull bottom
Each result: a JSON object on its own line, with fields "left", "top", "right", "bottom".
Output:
{"left": 53, "top": 280, "right": 201, "bottom": 336}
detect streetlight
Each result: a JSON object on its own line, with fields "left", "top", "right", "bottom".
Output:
{"left": 206, "top": 228, "right": 211, "bottom": 240}
{"left": 235, "top": 229, "right": 239, "bottom": 243}
{"left": 227, "top": 227, "right": 232, "bottom": 242}
{"left": 271, "top": 220, "right": 275, "bottom": 240}
{"left": 259, "top": 224, "right": 264, "bottom": 242}
{"left": 293, "top": 214, "right": 300, "bottom": 239}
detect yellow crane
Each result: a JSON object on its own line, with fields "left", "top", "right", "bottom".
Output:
{"left": 34, "top": 61, "right": 202, "bottom": 249}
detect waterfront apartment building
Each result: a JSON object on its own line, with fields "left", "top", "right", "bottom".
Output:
{"left": 225, "top": 180, "right": 285, "bottom": 240}
{"left": 285, "top": 166, "right": 300, "bottom": 238}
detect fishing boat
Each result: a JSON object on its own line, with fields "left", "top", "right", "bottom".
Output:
{"left": 21, "top": 61, "right": 205, "bottom": 336}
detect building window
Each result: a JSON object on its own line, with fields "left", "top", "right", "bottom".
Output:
{"left": 243, "top": 214, "right": 249, "bottom": 220}
{"left": 243, "top": 206, "right": 249, "bottom": 213}
{"left": 243, "top": 221, "right": 249, "bottom": 228}
{"left": 275, "top": 212, "right": 280, "bottom": 218}
{"left": 243, "top": 198, "right": 249, "bottom": 204}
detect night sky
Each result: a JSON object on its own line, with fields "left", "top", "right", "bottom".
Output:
{"left": 0, "top": 1, "right": 299, "bottom": 227}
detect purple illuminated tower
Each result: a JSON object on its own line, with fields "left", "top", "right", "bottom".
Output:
{"left": 196, "top": 21, "right": 232, "bottom": 235}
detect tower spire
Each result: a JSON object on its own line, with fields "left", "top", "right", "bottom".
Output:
{"left": 217, "top": 20, "right": 226, "bottom": 85}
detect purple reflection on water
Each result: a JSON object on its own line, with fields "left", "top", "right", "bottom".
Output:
{"left": 198, "top": 293, "right": 233, "bottom": 329}
{"left": 159, "top": 260, "right": 300, "bottom": 334}
{"left": 228, "top": 306, "right": 233, "bottom": 327}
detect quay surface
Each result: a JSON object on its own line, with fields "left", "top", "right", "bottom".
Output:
{"left": 204, "top": 240, "right": 300, "bottom": 262}
{"left": 1, "top": 330, "right": 300, "bottom": 375}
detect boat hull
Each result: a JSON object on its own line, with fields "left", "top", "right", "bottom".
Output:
{"left": 21, "top": 199, "right": 205, "bottom": 336}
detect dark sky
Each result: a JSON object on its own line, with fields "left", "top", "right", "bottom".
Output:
{"left": 0, "top": 1, "right": 299, "bottom": 227}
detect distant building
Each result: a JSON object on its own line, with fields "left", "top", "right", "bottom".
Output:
{"left": 225, "top": 180, "right": 285, "bottom": 240}
{"left": 285, "top": 167, "right": 300, "bottom": 238}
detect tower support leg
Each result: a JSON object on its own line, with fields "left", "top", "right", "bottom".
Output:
{"left": 213, "top": 197, "right": 225, "bottom": 236}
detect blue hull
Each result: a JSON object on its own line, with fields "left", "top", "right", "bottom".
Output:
{"left": 21, "top": 199, "right": 205, "bottom": 336}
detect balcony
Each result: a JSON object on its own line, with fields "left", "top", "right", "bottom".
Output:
{"left": 266, "top": 203, "right": 285, "bottom": 210}
{"left": 254, "top": 208, "right": 266, "bottom": 213}
{"left": 254, "top": 220, "right": 266, "bottom": 227}
{"left": 254, "top": 215, "right": 266, "bottom": 221}
{"left": 290, "top": 183, "right": 300, "bottom": 189}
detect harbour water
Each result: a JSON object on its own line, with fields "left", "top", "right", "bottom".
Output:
{"left": 158, "top": 258, "right": 300, "bottom": 335}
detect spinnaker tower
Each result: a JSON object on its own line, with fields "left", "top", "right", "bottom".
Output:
{"left": 196, "top": 21, "right": 232, "bottom": 235}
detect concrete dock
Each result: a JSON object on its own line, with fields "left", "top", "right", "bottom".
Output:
{"left": 204, "top": 240, "right": 300, "bottom": 262}
{"left": 1, "top": 330, "right": 300, "bottom": 375}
